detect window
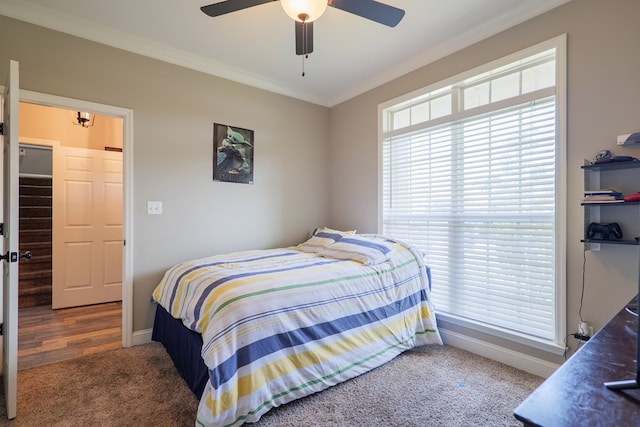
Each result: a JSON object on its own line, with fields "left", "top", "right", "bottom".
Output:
{"left": 380, "top": 36, "right": 566, "bottom": 352}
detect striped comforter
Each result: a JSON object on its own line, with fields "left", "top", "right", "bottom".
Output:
{"left": 152, "top": 236, "right": 442, "bottom": 426}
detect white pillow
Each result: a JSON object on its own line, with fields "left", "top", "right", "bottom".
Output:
{"left": 296, "top": 227, "right": 356, "bottom": 253}
{"left": 318, "top": 235, "right": 394, "bottom": 265}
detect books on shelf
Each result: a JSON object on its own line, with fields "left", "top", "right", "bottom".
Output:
{"left": 583, "top": 188, "right": 624, "bottom": 203}
{"left": 584, "top": 188, "right": 622, "bottom": 195}
{"left": 584, "top": 195, "right": 623, "bottom": 201}
{"left": 582, "top": 199, "right": 625, "bottom": 204}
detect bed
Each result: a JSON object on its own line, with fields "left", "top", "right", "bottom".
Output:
{"left": 152, "top": 231, "right": 442, "bottom": 426}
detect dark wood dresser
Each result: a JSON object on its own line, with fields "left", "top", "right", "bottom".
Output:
{"left": 514, "top": 296, "right": 640, "bottom": 426}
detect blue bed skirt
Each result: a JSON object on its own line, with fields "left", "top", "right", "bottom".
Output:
{"left": 152, "top": 304, "right": 208, "bottom": 399}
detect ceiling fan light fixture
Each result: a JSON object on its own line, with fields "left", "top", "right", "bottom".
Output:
{"left": 281, "top": 0, "right": 327, "bottom": 22}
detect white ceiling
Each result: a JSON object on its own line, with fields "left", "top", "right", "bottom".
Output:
{"left": 1, "top": 0, "right": 569, "bottom": 107}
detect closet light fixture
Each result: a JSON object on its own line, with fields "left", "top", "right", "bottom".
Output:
{"left": 71, "top": 111, "right": 95, "bottom": 128}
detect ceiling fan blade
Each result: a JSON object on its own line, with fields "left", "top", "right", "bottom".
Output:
{"left": 201, "top": 0, "right": 275, "bottom": 17}
{"left": 295, "top": 20, "right": 314, "bottom": 56}
{"left": 329, "top": 0, "right": 405, "bottom": 27}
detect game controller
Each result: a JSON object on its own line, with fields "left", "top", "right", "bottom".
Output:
{"left": 587, "top": 222, "right": 623, "bottom": 240}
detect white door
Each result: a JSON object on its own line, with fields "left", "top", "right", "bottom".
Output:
{"left": 2, "top": 60, "right": 20, "bottom": 419}
{"left": 52, "top": 146, "right": 123, "bottom": 309}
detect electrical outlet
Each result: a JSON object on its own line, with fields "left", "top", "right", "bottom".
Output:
{"left": 578, "top": 321, "right": 595, "bottom": 339}
{"left": 147, "top": 201, "right": 162, "bottom": 215}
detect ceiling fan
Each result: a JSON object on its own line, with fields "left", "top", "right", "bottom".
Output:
{"left": 200, "top": 0, "right": 405, "bottom": 57}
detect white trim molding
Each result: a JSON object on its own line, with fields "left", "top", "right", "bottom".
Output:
{"left": 440, "top": 328, "right": 560, "bottom": 379}
{"left": 19, "top": 89, "right": 135, "bottom": 348}
{"left": 132, "top": 329, "right": 153, "bottom": 346}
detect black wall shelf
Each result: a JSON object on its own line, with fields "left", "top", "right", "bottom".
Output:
{"left": 581, "top": 201, "right": 640, "bottom": 206}
{"left": 580, "top": 239, "right": 639, "bottom": 246}
{"left": 581, "top": 160, "right": 640, "bottom": 171}
{"left": 582, "top": 159, "right": 640, "bottom": 247}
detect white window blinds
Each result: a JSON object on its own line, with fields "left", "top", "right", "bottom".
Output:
{"left": 381, "top": 40, "right": 564, "bottom": 346}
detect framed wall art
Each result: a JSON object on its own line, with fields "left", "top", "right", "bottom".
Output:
{"left": 213, "top": 123, "right": 254, "bottom": 184}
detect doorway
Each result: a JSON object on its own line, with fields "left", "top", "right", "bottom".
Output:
{"left": 15, "top": 94, "right": 133, "bottom": 368}
{"left": 18, "top": 105, "right": 123, "bottom": 369}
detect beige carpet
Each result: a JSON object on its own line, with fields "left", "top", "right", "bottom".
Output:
{"left": 0, "top": 342, "right": 542, "bottom": 426}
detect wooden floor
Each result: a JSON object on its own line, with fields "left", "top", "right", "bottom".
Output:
{"left": 18, "top": 301, "right": 122, "bottom": 370}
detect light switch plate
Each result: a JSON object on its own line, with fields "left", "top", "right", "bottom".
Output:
{"left": 147, "top": 201, "right": 162, "bottom": 215}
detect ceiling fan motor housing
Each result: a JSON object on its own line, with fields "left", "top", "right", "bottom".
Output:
{"left": 200, "top": 0, "right": 405, "bottom": 57}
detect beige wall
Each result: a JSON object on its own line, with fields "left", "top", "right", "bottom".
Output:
{"left": 0, "top": 15, "right": 330, "bottom": 332}
{"left": 2, "top": 1, "right": 639, "bottom": 361}
{"left": 328, "top": 0, "right": 640, "bottom": 361}
{"left": 20, "top": 103, "right": 123, "bottom": 150}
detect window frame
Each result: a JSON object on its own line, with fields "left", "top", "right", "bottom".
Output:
{"left": 377, "top": 35, "right": 567, "bottom": 354}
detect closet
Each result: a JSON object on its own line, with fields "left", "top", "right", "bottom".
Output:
{"left": 18, "top": 145, "right": 52, "bottom": 308}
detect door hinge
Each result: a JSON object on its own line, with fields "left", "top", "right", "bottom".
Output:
{"left": 0, "top": 223, "right": 3, "bottom": 235}
{"left": 0, "top": 122, "right": 3, "bottom": 135}
{"left": 0, "top": 252, "right": 17, "bottom": 263}
{"left": 0, "top": 323, "right": 3, "bottom": 335}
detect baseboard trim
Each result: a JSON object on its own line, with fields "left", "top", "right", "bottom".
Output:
{"left": 440, "top": 328, "right": 559, "bottom": 378}
{"left": 132, "top": 328, "right": 153, "bottom": 346}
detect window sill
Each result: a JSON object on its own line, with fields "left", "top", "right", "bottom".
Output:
{"left": 436, "top": 313, "right": 566, "bottom": 357}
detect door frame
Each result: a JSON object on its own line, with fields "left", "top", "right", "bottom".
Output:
{"left": 2, "top": 59, "right": 19, "bottom": 420}
{"left": 19, "top": 90, "right": 134, "bottom": 347}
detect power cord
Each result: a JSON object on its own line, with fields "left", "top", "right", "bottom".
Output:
{"left": 563, "top": 243, "right": 596, "bottom": 360}
{"left": 579, "top": 244, "right": 587, "bottom": 325}
{"left": 563, "top": 334, "right": 572, "bottom": 359}
{"left": 565, "top": 245, "right": 591, "bottom": 356}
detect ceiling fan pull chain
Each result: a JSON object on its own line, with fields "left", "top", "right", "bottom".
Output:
{"left": 302, "top": 54, "right": 307, "bottom": 77}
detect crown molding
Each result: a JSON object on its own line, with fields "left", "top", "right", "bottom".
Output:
{"left": 0, "top": 0, "right": 326, "bottom": 106}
